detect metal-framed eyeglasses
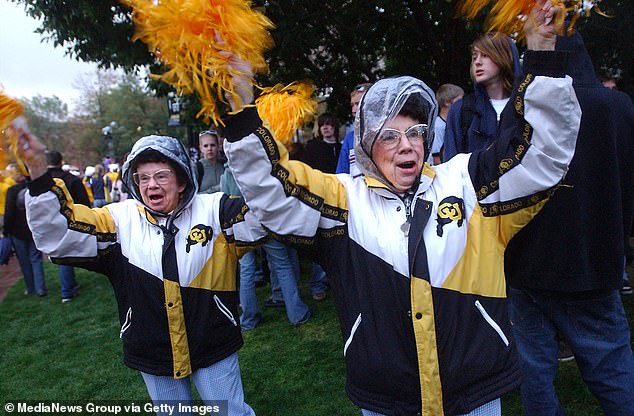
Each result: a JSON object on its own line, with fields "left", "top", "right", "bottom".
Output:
{"left": 375, "top": 123, "right": 428, "bottom": 150}
{"left": 133, "top": 169, "right": 175, "bottom": 186}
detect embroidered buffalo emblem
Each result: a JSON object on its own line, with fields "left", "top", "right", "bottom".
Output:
{"left": 186, "top": 224, "right": 213, "bottom": 253}
{"left": 436, "top": 197, "right": 465, "bottom": 237}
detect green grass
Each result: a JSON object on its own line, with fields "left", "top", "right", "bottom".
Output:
{"left": 1, "top": 261, "right": 633, "bottom": 415}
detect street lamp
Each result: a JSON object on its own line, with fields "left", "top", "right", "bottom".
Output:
{"left": 101, "top": 121, "right": 117, "bottom": 158}
{"left": 167, "top": 92, "right": 183, "bottom": 127}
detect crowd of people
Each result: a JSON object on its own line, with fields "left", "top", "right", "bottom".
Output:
{"left": 3, "top": 2, "right": 634, "bottom": 415}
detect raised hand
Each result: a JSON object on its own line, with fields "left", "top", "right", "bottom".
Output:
{"left": 525, "top": 0, "right": 562, "bottom": 51}
{"left": 214, "top": 30, "right": 255, "bottom": 112}
{"left": 12, "top": 118, "right": 47, "bottom": 179}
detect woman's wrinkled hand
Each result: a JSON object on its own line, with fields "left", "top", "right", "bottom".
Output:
{"left": 525, "top": 0, "right": 562, "bottom": 51}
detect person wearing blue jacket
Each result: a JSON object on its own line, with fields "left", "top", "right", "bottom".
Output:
{"left": 443, "top": 32, "right": 521, "bottom": 161}
{"left": 505, "top": 28, "right": 634, "bottom": 415}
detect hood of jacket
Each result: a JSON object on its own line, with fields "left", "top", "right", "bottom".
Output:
{"left": 353, "top": 76, "right": 438, "bottom": 192}
{"left": 555, "top": 29, "right": 599, "bottom": 88}
{"left": 121, "top": 135, "right": 198, "bottom": 218}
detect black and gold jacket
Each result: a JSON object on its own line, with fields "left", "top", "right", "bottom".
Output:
{"left": 27, "top": 135, "right": 266, "bottom": 379}
{"left": 224, "top": 51, "right": 580, "bottom": 415}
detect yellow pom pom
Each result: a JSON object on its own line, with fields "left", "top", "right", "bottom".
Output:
{"left": 0, "top": 90, "right": 27, "bottom": 174}
{"left": 255, "top": 82, "right": 318, "bottom": 147}
{"left": 122, "top": 0, "right": 275, "bottom": 125}
{"left": 456, "top": 0, "right": 601, "bottom": 39}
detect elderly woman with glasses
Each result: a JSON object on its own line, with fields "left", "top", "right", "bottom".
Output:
{"left": 197, "top": 129, "right": 225, "bottom": 193}
{"left": 17, "top": 132, "right": 263, "bottom": 415}
{"left": 220, "top": 4, "right": 581, "bottom": 416}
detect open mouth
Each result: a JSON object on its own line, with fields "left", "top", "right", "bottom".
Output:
{"left": 148, "top": 194, "right": 164, "bottom": 204}
{"left": 398, "top": 161, "right": 416, "bottom": 169}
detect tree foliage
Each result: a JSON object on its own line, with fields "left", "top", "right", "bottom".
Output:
{"left": 21, "top": 70, "right": 186, "bottom": 167}
{"left": 577, "top": 0, "right": 634, "bottom": 90}
{"left": 72, "top": 70, "right": 187, "bottom": 161}
{"left": 12, "top": 0, "right": 634, "bottom": 125}
{"left": 21, "top": 95, "right": 69, "bottom": 151}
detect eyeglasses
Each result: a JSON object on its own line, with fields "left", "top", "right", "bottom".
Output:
{"left": 133, "top": 169, "right": 175, "bottom": 186}
{"left": 376, "top": 124, "right": 428, "bottom": 150}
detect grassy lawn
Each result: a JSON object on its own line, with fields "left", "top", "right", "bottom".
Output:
{"left": 1, "top": 260, "right": 633, "bottom": 415}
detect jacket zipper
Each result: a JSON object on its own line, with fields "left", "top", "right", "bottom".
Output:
{"left": 214, "top": 295, "right": 238, "bottom": 326}
{"left": 119, "top": 307, "right": 132, "bottom": 339}
{"left": 475, "top": 300, "right": 509, "bottom": 347}
{"left": 343, "top": 313, "right": 362, "bottom": 357}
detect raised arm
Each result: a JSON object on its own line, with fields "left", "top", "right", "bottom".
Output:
{"left": 223, "top": 110, "right": 348, "bottom": 244}
{"left": 468, "top": 1, "right": 581, "bottom": 242}
{"left": 16, "top": 128, "right": 118, "bottom": 272}
{"left": 218, "top": 45, "right": 348, "bottom": 243}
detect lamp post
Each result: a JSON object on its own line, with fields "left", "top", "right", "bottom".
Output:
{"left": 101, "top": 121, "right": 117, "bottom": 158}
{"left": 167, "top": 92, "right": 183, "bottom": 127}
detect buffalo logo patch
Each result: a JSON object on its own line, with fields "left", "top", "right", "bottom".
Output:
{"left": 186, "top": 224, "right": 214, "bottom": 253}
{"left": 436, "top": 197, "right": 465, "bottom": 237}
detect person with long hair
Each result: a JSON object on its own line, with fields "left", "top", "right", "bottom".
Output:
{"left": 443, "top": 32, "right": 521, "bottom": 161}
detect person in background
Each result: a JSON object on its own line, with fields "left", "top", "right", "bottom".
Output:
{"left": 21, "top": 132, "right": 264, "bottom": 415}
{"left": 302, "top": 113, "right": 342, "bottom": 174}
{"left": 105, "top": 163, "right": 119, "bottom": 190}
{"left": 600, "top": 75, "right": 618, "bottom": 90}
{"left": 82, "top": 166, "right": 95, "bottom": 206}
{"left": 0, "top": 164, "right": 18, "bottom": 237}
{"left": 197, "top": 130, "right": 225, "bottom": 193}
{"left": 46, "top": 150, "right": 91, "bottom": 303}
{"left": 90, "top": 164, "right": 112, "bottom": 208}
{"left": 505, "top": 28, "right": 634, "bottom": 415}
{"left": 427, "top": 84, "right": 464, "bottom": 165}
{"left": 220, "top": 158, "right": 311, "bottom": 330}
{"left": 443, "top": 32, "right": 521, "bottom": 161}
{"left": 336, "top": 83, "right": 373, "bottom": 177}
{"left": 301, "top": 113, "right": 342, "bottom": 301}
{"left": 4, "top": 166, "right": 47, "bottom": 297}
{"left": 222, "top": 2, "right": 580, "bottom": 413}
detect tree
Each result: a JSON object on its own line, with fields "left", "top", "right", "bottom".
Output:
{"left": 72, "top": 69, "right": 188, "bottom": 162}
{"left": 17, "top": 0, "right": 151, "bottom": 70}
{"left": 21, "top": 94, "right": 69, "bottom": 149}
{"left": 577, "top": 0, "right": 634, "bottom": 91}
{"left": 12, "top": 0, "right": 634, "bottom": 123}
{"left": 19, "top": 70, "right": 188, "bottom": 168}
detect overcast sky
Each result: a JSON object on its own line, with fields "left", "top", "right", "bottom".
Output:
{"left": 0, "top": 0, "right": 98, "bottom": 110}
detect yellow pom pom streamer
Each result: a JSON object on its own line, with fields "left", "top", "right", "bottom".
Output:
{"left": 255, "top": 82, "right": 318, "bottom": 147}
{"left": 121, "top": 0, "right": 275, "bottom": 126}
{"left": 0, "top": 91, "right": 28, "bottom": 175}
{"left": 456, "top": 0, "right": 607, "bottom": 40}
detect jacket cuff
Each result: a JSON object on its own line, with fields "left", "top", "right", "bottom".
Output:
{"left": 28, "top": 172, "right": 55, "bottom": 196}
{"left": 220, "top": 107, "right": 263, "bottom": 143}
{"left": 523, "top": 50, "right": 569, "bottom": 78}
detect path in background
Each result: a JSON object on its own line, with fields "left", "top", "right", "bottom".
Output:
{"left": 0, "top": 255, "right": 22, "bottom": 303}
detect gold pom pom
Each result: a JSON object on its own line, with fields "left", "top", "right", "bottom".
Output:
{"left": 456, "top": 0, "right": 602, "bottom": 39}
{"left": 255, "top": 82, "right": 317, "bottom": 147}
{"left": 122, "top": 0, "right": 275, "bottom": 125}
{"left": 0, "top": 90, "right": 27, "bottom": 174}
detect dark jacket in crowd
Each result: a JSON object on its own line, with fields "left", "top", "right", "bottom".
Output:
{"left": 48, "top": 167, "right": 91, "bottom": 206}
{"left": 505, "top": 31, "right": 634, "bottom": 293}
{"left": 4, "top": 181, "right": 32, "bottom": 241}
{"left": 301, "top": 139, "right": 342, "bottom": 174}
